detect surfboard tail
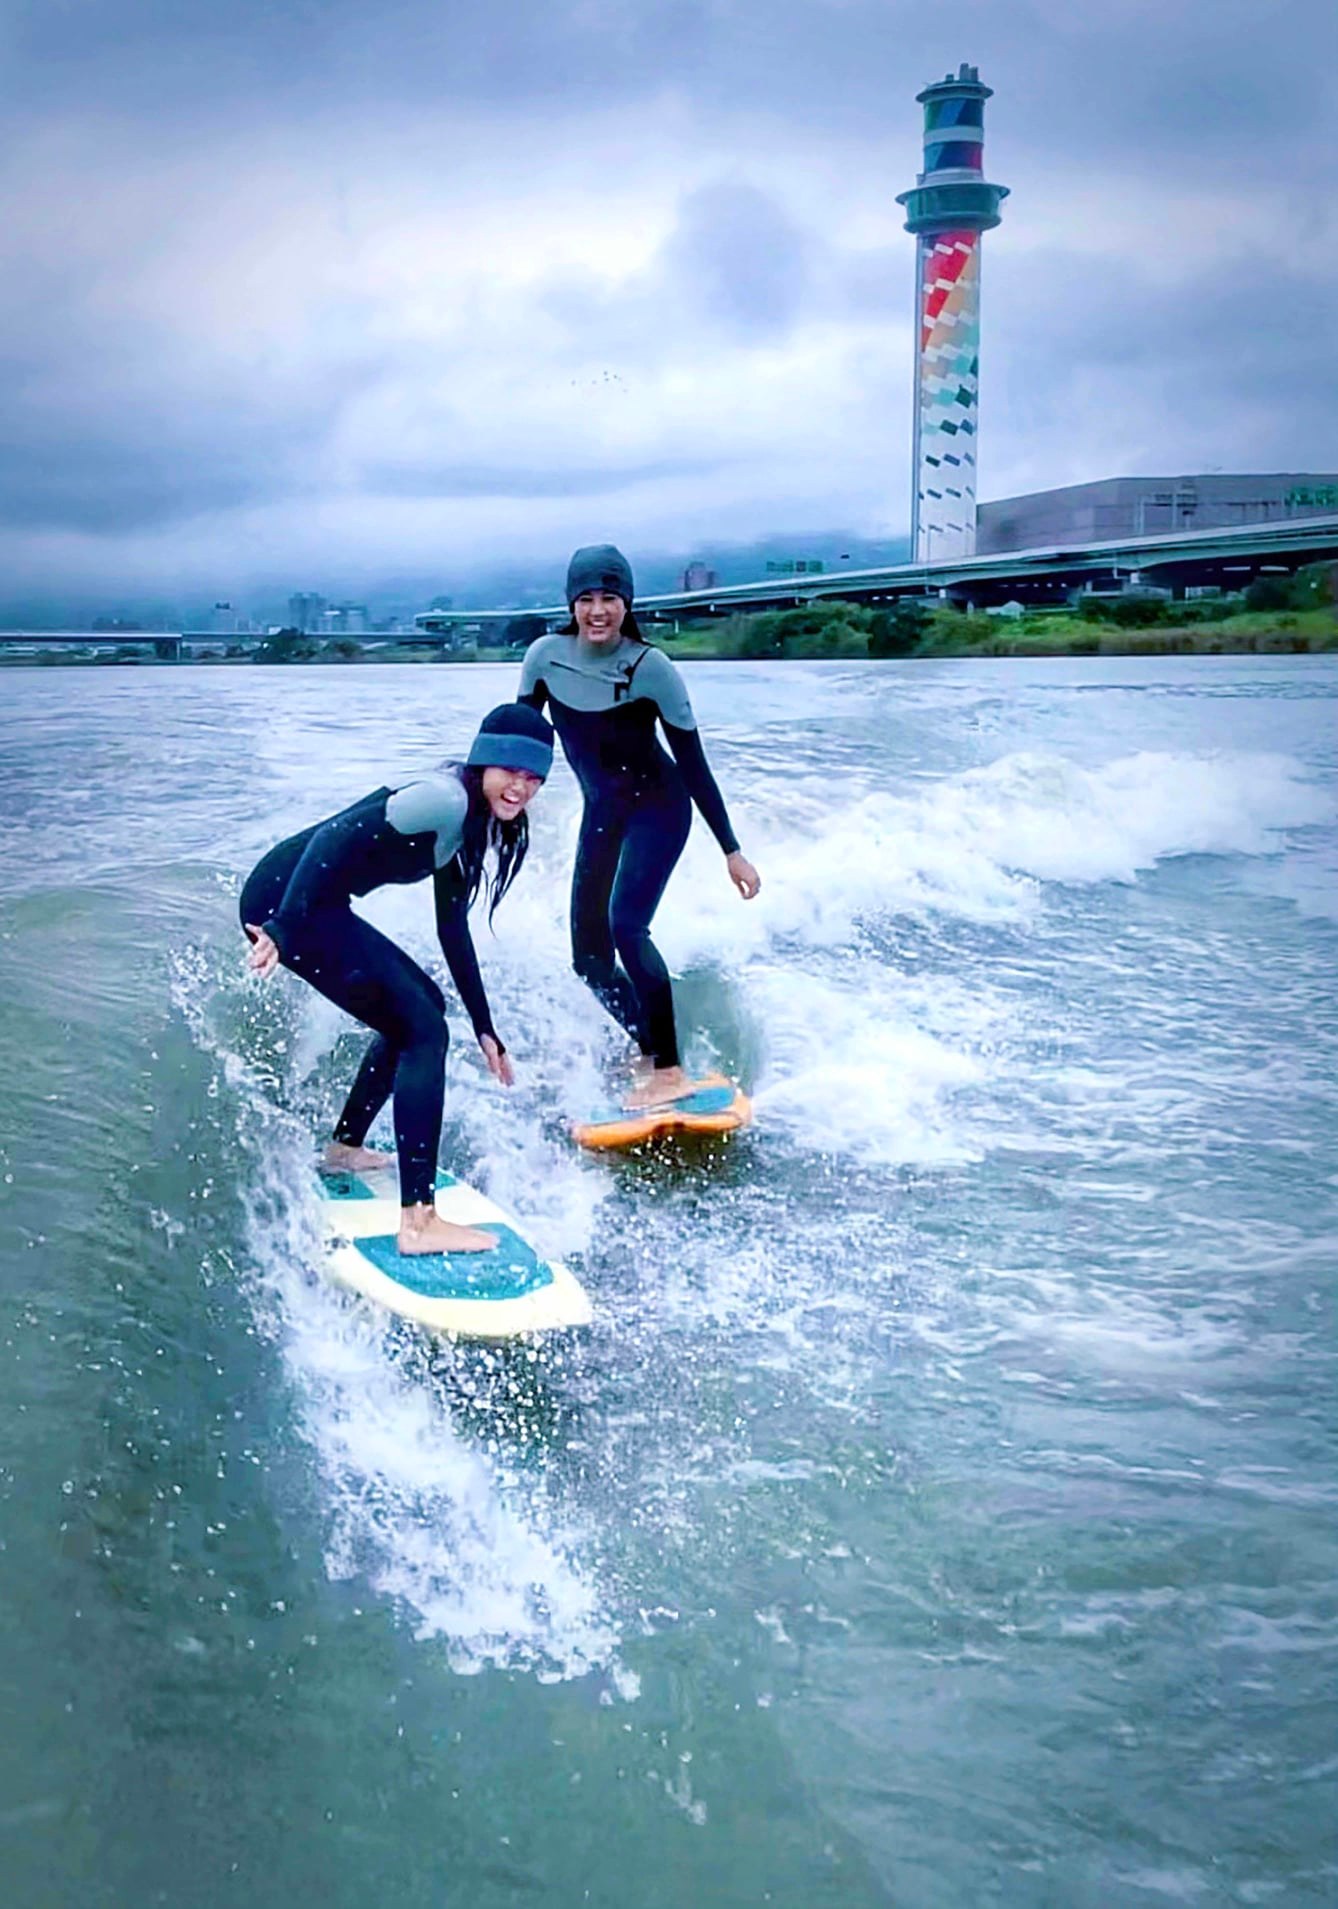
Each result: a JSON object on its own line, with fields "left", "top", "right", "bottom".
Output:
{"left": 319, "top": 1165, "right": 594, "bottom": 1339}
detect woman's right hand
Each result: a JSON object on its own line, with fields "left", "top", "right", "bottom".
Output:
{"left": 726, "top": 851, "right": 761, "bottom": 901}
{"left": 245, "top": 925, "right": 280, "bottom": 979}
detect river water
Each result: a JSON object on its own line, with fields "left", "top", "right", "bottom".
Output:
{"left": 1, "top": 657, "right": 1335, "bottom": 1907}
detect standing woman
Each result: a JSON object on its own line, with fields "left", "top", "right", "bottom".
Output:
{"left": 519, "top": 544, "right": 760, "bottom": 1111}
{"left": 239, "top": 703, "right": 555, "bottom": 1254}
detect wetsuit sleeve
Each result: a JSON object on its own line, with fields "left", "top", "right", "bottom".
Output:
{"left": 432, "top": 864, "right": 500, "bottom": 1047}
{"left": 634, "top": 650, "right": 740, "bottom": 853}
{"left": 517, "top": 638, "right": 550, "bottom": 713}
{"left": 261, "top": 798, "right": 386, "bottom": 958}
{"left": 661, "top": 722, "right": 740, "bottom": 855}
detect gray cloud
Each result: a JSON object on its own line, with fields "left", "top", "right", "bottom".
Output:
{"left": 360, "top": 452, "right": 732, "bottom": 500}
{"left": 660, "top": 182, "right": 810, "bottom": 335}
{"left": 0, "top": 262, "right": 391, "bottom": 532}
{"left": 533, "top": 175, "right": 820, "bottom": 352}
{"left": 3, "top": 0, "right": 706, "bottom": 122}
{"left": 981, "top": 243, "right": 1338, "bottom": 505}
{"left": 10, "top": 1, "right": 1333, "bottom": 181}
{"left": 1, "top": 0, "right": 1335, "bottom": 612}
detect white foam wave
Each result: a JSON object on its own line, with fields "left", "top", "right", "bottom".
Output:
{"left": 750, "top": 967, "right": 988, "bottom": 1166}
{"left": 616, "top": 746, "right": 1326, "bottom": 1170}
{"left": 170, "top": 946, "right": 626, "bottom": 1685}
{"left": 654, "top": 748, "right": 1330, "bottom": 971}
{"left": 930, "top": 748, "right": 1331, "bottom": 887}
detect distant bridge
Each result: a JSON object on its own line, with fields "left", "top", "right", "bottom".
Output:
{"left": 4, "top": 515, "right": 1333, "bottom": 660}
{"left": 0, "top": 630, "right": 198, "bottom": 657}
{"left": 0, "top": 630, "right": 387, "bottom": 659}
{"left": 415, "top": 513, "right": 1338, "bottom": 633}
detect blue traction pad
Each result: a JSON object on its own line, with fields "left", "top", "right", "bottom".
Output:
{"left": 352, "top": 1224, "right": 554, "bottom": 1301}
{"left": 319, "top": 1167, "right": 458, "bottom": 1202}
{"left": 586, "top": 1082, "right": 739, "bottom": 1127}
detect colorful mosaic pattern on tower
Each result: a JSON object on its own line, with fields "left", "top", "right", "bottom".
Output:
{"left": 914, "top": 228, "right": 980, "bottom": 562}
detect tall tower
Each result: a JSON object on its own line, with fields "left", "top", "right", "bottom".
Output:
{"left": 896, "top": 64, "right": 1008, "bottom": 562}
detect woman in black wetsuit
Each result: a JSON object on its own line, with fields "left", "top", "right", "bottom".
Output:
{"left": 519, "top": 545, "right": 760, "bottom": 1111}
{"left": 239, "top": 702, "right": 555, "bottom": 1255}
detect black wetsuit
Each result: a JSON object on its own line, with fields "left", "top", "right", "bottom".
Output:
{"left": 238, "top": 771, "right": 497, "bottom": 1207}
{"left": 519, "top": 633, "right": 738, "bottom": 1068}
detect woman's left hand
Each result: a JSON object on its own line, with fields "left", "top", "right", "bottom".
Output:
{"left": 726, "top": 851, "right": 761, "bottom": 901}
{"left": 479, "top": 1034, "right": 515, "bottom": 1086}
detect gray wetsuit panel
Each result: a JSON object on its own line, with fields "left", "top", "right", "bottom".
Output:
{"left": 385, "top": 774, "right": 470, "bottom": 868}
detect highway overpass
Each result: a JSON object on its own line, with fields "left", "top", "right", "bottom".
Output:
{"left": 414, "top": 513, "right": 1338, "bottom": 634}
{"left": 5, "top": 514, "right": 1333, "bottom": 659}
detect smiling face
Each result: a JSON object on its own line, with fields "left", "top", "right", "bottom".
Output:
{"left": 573, "top": 589, "right": 627, "bottom": 645}
{"left": 480, "top": 765, "right": 543, "bottom": 821}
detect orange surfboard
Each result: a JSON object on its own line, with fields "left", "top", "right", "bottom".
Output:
{"left": 571, "top": 1073, "right": 752, "bottom": 1152}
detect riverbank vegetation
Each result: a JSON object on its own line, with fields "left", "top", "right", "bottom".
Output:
{"left": 7, "top": 565, "right": 1334, "bottom": 666}
{"left": 652, "top": 563, "right": 1338, "bottom": 662}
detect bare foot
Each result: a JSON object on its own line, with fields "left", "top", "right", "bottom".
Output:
{"left": 398, "top": 1206, "right": 497, "bottom": 1256}
{"left": 623, "top": 1065, "right": 693, "bottom": 1111}
{"left": 324, "top": 1140, "right": 394, "bottom": 1173}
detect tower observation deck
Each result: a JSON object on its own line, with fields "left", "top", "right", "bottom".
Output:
{"left": 896, "top": 63, "right": 1008, "bottom": 562}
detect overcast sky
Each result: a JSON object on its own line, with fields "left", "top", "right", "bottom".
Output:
{"left": 3, "top": 0, "right": 1336, "bottom": 611}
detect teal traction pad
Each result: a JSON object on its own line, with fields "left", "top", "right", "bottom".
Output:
{"left": 319, "top": 1167, "right": 458, "bottom": 1202}
{"left": 352, "top": 1224, "right": 554, "bottom": 1302}
{"left": 586, "top": 1082, "right": 739, "bottom": 1127}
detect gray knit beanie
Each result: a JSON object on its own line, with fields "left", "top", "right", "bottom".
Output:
{"left": 565, "top": 544, "right": 635, "bottom": 607}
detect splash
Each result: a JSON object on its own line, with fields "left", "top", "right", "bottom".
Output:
{"left": 169, "top": 938, "right": 628, "bottom": 1685}
{"left": 621, "top": 746, "right": 1330, "bottom": 1167}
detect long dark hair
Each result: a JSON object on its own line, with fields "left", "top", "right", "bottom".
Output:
{"left": 455, "top": 763, "right": 529, "bottom": 925}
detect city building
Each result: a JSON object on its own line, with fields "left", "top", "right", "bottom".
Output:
{"left": 681, "top": 562, "right": 718, "bottom": 591}
{"left": 977, "top": 475, "right": 1338, "bottom": 554}
{"left": 896, "top": 63, "right": 1008, "bottom": 563}
{"left": 287, "top": 592, "right": 327, "bottom": 633}
{"left": 319, "top": 602, "right": 370, "bottom": 636}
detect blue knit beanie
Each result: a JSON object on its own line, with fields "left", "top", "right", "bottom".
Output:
{"left": 466, "top": 702, "right": 554, "bottom": 780}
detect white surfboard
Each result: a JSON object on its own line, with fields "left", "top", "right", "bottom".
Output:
{"left": 318, "top": 1164, "right": 593, "bottom": 1340}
